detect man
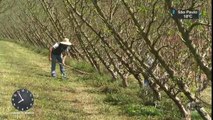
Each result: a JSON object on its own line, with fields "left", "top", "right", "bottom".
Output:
{"left": 49, "top": 38, "right": 71, "bottom": 79}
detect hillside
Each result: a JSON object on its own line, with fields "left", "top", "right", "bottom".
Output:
{"left": 0, "top": 0, "right": 211, "bottom": 120}
{"left": 1, "top": 40, "right": 210, "bottom": 120}
{"left": 0, "top": 41, "right": 135, "bottom": 120}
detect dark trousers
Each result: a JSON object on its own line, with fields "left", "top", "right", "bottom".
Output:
{"left": 51, "top": 54, "right": 65, "bottom": 77}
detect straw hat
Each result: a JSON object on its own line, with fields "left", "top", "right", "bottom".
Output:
{"left": 60, "top": 38, "right": 71, "bottom": 45}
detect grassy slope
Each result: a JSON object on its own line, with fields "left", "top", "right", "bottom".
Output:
{"left": 0, "top": 40, "right": 210, "bottom": 120}
{"left": 0, "top": 41, "right": 134, "bottom": 120}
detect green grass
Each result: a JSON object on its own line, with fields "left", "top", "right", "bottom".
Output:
{"left": 123, "top": 104, "right": 163, "bottom": 116}
{"left": 0, "top": 40, "right": 133, "bottom": 120}
{"left": 68, "top": 60, "right": 95, "bottom": 73}
{"left": 0, "top": 40, "right": 211, "bottom": 120}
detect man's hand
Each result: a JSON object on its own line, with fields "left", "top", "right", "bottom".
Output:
{"left": 49, "top": 57, "right": 52, "bottom": 61}
{"left": 62, "top": 54, "right": 67, "bottom": 66}
{"left": 62, "top": 61, "right": 66, "bottom": 66}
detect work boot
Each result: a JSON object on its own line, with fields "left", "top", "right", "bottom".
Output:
{"left": 51, "top": 71, "right": 57, "bottom": 78}
{"left": 61, "top": 73, "right": 68, "bottom": 80}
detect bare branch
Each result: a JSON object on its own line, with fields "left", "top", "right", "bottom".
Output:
{"left": 188, "top": 22, "right": 211, "bottom": 33}
{"left": 146, "top": 0, "right": 158, "bottom": 35}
